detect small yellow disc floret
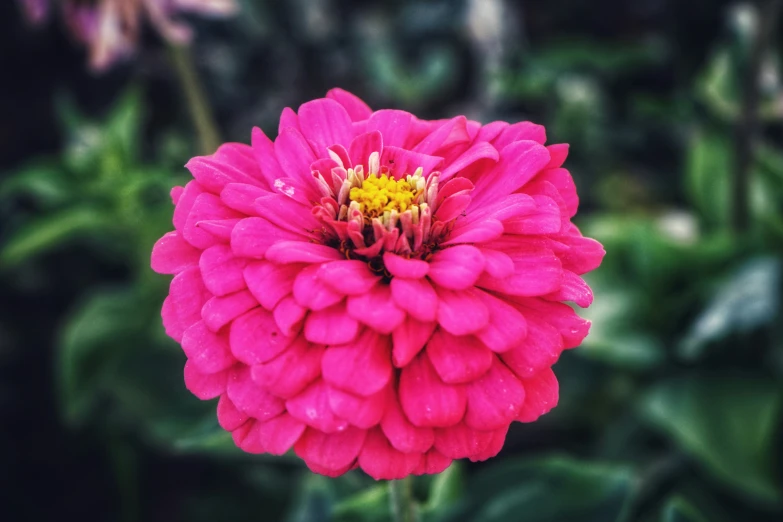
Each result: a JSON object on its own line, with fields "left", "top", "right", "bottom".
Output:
{"left": 349, "top": 174, "right": 420, "bottom": 217}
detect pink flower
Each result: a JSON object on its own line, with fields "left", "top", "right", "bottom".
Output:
{"left": 19, "top": 0, "right": 238, "bottom": 71}
{"left": 151, "top": 89, "right": 605, "bottom": 479}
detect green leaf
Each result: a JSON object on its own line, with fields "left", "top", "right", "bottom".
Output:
{"left": 662, "top": 497, "right": 709, "bottom": 522}
{"left": 424, "top": 461, "right": 464, "bottom": 514}
{"left": 640, "top": 377, "right": 782, "bottom": 504}
{"left": 680, "top": 258, "right": 780, "bottom": 360}
{"left": 0, "top": 207, "right": 107, "bottom": 268}
{"left": 333, "top": 484, "right": 390, "bottom": 522}
{"left": 437, "top": 456, "right": 634, "bottom": 522}
{"left": 685, "top": 131, "right": 731, "bottom": 228}
{"left": 286, "top": 474, "right": 335, "bottom": 522}
{"left": 0, "top": 163, "right": 72, "bottom": 207}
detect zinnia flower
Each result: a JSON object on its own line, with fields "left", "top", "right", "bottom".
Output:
{"left": 19, "top": 0, "right": 238, "bottom": 71}
{"left": 151, "top": 89, "right": 605, "bottom": 479}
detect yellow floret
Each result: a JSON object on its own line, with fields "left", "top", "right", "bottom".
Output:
{"left": 349, "top": 174, "right": 420, "bottom": 217}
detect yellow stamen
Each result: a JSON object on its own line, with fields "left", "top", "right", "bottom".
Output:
{"left": 349, "top": 173, "right": 421, "bottom": 218}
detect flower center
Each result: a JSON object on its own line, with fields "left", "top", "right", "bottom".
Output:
{"left": 348, "top": 173, "right": 422, "bottom": 218}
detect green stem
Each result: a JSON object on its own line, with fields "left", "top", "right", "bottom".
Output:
{"left": 169, "top": 44, "right": 221, "bottom": 155}
{"left": 388, "top": 477, "right": 417, "bottom": 522}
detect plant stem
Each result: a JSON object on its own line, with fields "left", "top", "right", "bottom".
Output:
{"left": 169, "top": 44, "right": 221, "bottom": 155}
{"left": 733, "top": 0, "right": 782, "bottom": 233}
{"left": 388, "top": 477, "right": 417, "bottom": 522}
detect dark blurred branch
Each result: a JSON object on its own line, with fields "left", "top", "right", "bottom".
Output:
{"left": 169, "top": 45, "right": 221, "bottom": 155}
{"left": 733, "top": 0, "right": 782, "bottom": 233}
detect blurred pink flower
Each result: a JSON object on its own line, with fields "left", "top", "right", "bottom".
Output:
{"left": 151, "top": 89, "right": 605, "bottom": 479}
{"left": 19, "top": 0, "right": 238, "bottom": 71}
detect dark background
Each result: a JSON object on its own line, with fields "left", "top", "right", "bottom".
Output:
{"left": 2, "top": 1, "right": 782, "bottom": 521}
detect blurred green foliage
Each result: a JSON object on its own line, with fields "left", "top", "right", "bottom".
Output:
{"left": 2, "top": 1, "right": 783, "bottom": 521}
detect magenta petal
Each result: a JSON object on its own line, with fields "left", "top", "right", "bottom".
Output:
{"left": 381, "top": 146, "right": 443, "bottom": 179}
{"left": 427, "top": 329, "right": 493, "bottom": 384}
{"left": 381, "top": 393, "right": 435, "bottom": 453}
{"left": 304, "top": 303, "right": 359, "bottom": 345}
{"left": 173, "top": 181, "right": 205, "bottom": 232}
{"left": 273, "top": 296, "right": 307, "bottom": 337}
{"left": 441, "top": 142, "right": 499, "bottom": 181}
{"left": 503, "top": 195, "right": 562, "bottom": 235}
{"left": 326, "top": 88, "right": 373, "bottom": 122}
{"left": 201, "top": 290, "right": 258, "bottom": 332}
{"left": 251, "top": 127, "right": 285, "bottom": 185}
{"left": 229, "top": 307, "right": 294, "bottom": 365}
{"left": 184, "top": 193, "right": 243, "bottom": 249}
{"left": 390, "top": 277, "right": 438, "bottom": 322}
{"left": 244, "top": 260, "right": 303, "bottom": 310}
{"left": 413, "top": 116, "right": 470, "bottom": 155}
{"left": 274, "top": 127, "right": 317, "bottom": 184}
{"left": 169, "top": 266, "right": 212, "bottom": 333}
{"left": 151, "top": 231, "right": 201, "bottom": 274}
{"left": 254, "top": 413, "right": 306, "bottom": 455}
{"left": 349, "top": 130, "right": 383, "bottom": 168}
{"left": 465, "top": 358, "right": 525, "bottom": 430}
{"left": 493, "top": 121, "right": 547, "bottom": 150}
{"left": 413, "top": 450, "right": 452, "bottom": 475}
{"left": 358, "top": 428, "right": 422, "bottom": 480}
{"left": 286, "top": 380, "right": 349, "bottom": 433}
{"left": 515, "top": 297, "right": 591, "bottom": 349}
{"left": 544, "top": 270, "right": 593, "bottom": 307}
{"left": 478, "top": 248, "right": 514, "bottom": 279}
{"left": 346, "top": 285, "right": 406, "bottom": 334}
{"left": 294, "top": 264, "right": 345, "bottom": 311}
{"left": 443, "top": 219, "right": 504, "bottom": 245}
{"left": 474, "top": 291, "right": 528, "bottom": 353}
{"left": 470, "top": 141, "right": 551, "bottom": 207}
{"left": 181, "top": 321, "right": 236, "bottom": 374}
{"left": 265, "top": 241, "right": 343, "bottom": 264}
{"left": 183, "top": 360, "right": 227, "bottom": 400}
{"left": 298, "top": 98, "right": 354, "bottom": 153}
{"left": 200, "top": 244, "right": 247, "bottom": 296}
{"left": 196, "top": 219, "right": 240, "bottom": 242}
{"left": 500, "top": 317, "right": 563, "bottom": 379}
{"left": 317, "top": 260, "right": 381, "bottom": 295}
{"left": 546, "top": 144, "right": 569, "bottom": 169}
{"left": 230, "top": 217, "right": 307, "bottom": 259}
{"left": 367, "top": 109, "right": 412, "bottom": 148}
{"left": 231, "top": 421, "right": 265, "bottom": 454}
{"left": 226, "top": 366, "right": 285, "bottom": 420}
{"left": 517, "top": 368, "right": 559, "bottom": 422}
{"left": 185, "top": 154, "right": 261, "bottom": 194}
{"left": 217, "top": 395, "right": 249, "bottom": 431}
{"left": 161, "top": 296, "right": 185, "bottom": 342}
{"left": 279, "top": 107, "right": 300, "bottom": 133}
{"left": 251, "top": 338, "right": 323, "bottom": 399}
{"left": 436, "top": 287, "right": 489, "bottom": 336}
{"left": 433, "top": 423, "right": 499, "bottom": 460}
{"left": 435, "top": 193, "right": 472, "bottom": 223}
{"left": 428, "top": 245, "right": 485, "bottom": 290}
{"left": 322, "top": 330, "right": 392, "bottom": 396}
{"left": 477, "top": 246, "right": 563, "bottom": 297}
{"left": 468, "top": 426, "right": 508, "bottom": 462}
{"left": 383, "top": 252, "right": 429, "bottom": 279}
{"left": 392, "top": 318, "right": 436, "bottom": 367}
{"left": 399, "top": 353, "right": 467, "bottom": 428}
{"left": 328, "top": 386, "right": 387, "bottom": 429}
{"left": 294, "top": 426, "right": 367, "bottom": 471}
{"left": 254, "top": 194, "right": 319, "bottom": 234}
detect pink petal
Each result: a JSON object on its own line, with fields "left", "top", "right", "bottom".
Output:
{"left": 169, "top": 266, "right": 212, "bottom": 333}
{"left": 346, "top": 285, "right": 406, "bottom": 334}
{"left": 304, "top": 460, "right": 356, "bottom": 478}
{"left": 265, "top": 241, "right": 343, "bottom": 264}
{"left": 391, "top": 318, "right": 436, "bottom": 367}
{"left": 436, "top": 287, "right": 490, "bottom": 336}
{"left": 517, "top": 368, "right": 559, "bottom": 422}
{"left": 381, "top": 146, "right": 443, "bottom": 179}
{"left": 181, "top": 320, "right": 236, "bottom": 374}
{"left": 279, "top": 107, "right": 299, "bottom": 133}
{"left": 251, "top": 127, "right": 285, "bottom": 185}
{"left": 383, "top": 252, "right": 429, "bottom": 279}
{"left": 470, "top": 141, "right": 551, "bottom": 207}
{"left": 545, "top": 144, "right": 569, "bottom": 169}
{"left": 183, "top": 360, "right": 228, "bottom": 399}
{"left": 434, "top": 193, "right": 472, "bottom": 222}
{"left": 399, "top": 353, "right": 467, "bottom": 428}
{"left": 298, "top": 98, "right": 355, "bottom": 153}
{"left": 185, "top": 154, "right": 260, "bottom": 194}
{"left": 201, "top": 290, "right": 258, "bottom": 332}
{"left": 294, "top": 426, "right": 367, "bottom": 471}
{"left": 474, "top": 291, "right": 528, "bottom": 353}
{"left": 321, "top": 330, "right": 392, "bottom": 396}
{"left": 503, "top": 195, "right": 561, "bottom": 235}
{"left": 254, "top": 413, "right": 307, "bottom": 455}
{"left": 478, "top": 248, "right": 514, "bottom": 279}
{"left": 515, "top": 297, "right": 591, "bottom": 348}
{"left": 229, "top": 307, "right": 295, "bottom": 365}
{"left": 535, "top": 167, "right": 578, "bottom": 217}
{"left": 413, "top": 450, "right": 452, "bottom": 475}
{"left": 317, "top": 260, "right": 381, "bottom": 295}
{"left": 217, "top": 394, "right": 249, "bottom": 431}
{"left": 326, "top": 88, "right": 373, "bottom": 122}
{"left": 231, "top": 421, "right": 265, "bottom": 454}
{"left": 173, "top": 180, "right": 205, "bottom": 232}
{"left": 196, "top": 219, "right": 241, "bottom": 242}
{"left": 226, "top": 366, "right": 285, "bottom": 420}
{"left": 476, "top": 246, "right": 563, "bottom": 296}
{"left": 557, "top": 231, "right": 605, "bottom": 275}
{"left": 381, "top": 392, "right": 435, "bottom": 453}
{"left": 244, "top": 260, "right": 303, "bottom": 310}
{"left": 251, "top": 337, "right": 323, "bottom": 399}
{"left": 358, "top": 428, "right": 422, "bottom": 480}
{"left": 427, "top": 329, "right": 493, "bottom": 384}
{"left": 161, "top": 296, "right": 185, "bottom": 342}
{"left": 349, "top": 130, "right": 383, "bottom": 168}
{"left": 441, "top": 142, "right": 499, "bottom": 181}
{"left": 286, "top": 379, "right": 349, "bottom": 433}
{"left": 428, "top": 245, "right": 485, "bottom": 290}
{"left": 151, "top": 231, "right": 200, "bottom": 274}
{"left": 543, "top": 270, "right": 593, "bottom": 307}
{"left": 171, "top": 186, "right": 184, "bottom": 205}
{"left": 274, "top": 127, "right": 317, "bottom": 185}
{"left": 304, "top": 303, "right": 359, "bottom": 345}
{"left": 328, "top": 386, "right": 387, "bottom": 429}
{"left": 433, "top": 422, "right": 500, "bottom": 459}
{"left": 435, "top": 177, "right": 474, "bottom": 205}
{"left": 465, "top": 358, "right": 525, "bottom": 430}
{"left": 500, "top": 317, "right": 563, "bottom": 379}
{"left": 183, "top": 193, "right": 242, "bottom": 249}
{"left": 199, "top": 244, "right": 247, "bottom": 296}
{"left": 274, "top": 296, "right": 307, "bottom": 337}
{"left": 254, "top": 194, "right": 319, "bottom": 234}
{"left": 294, "top": 264, "right": 345, "bottom": 311}
{"left": 413, "top": 116, "right": 470, "bottom": 155}
{"left": 390, "top": 277, "right": 438, "bottom": 322}
{"left": 367, "top": 109, "right": 412, "bottom": 148}
{"left": 468, "top": 426, "right": 508, "bottom": 462}
{"left": 492, "top": 121, "right": 546, "bottom": 150}
{"left": 443, "top": 219, "right": 504, "bottom": 245}
{"left": 230, "top": 217, "right": 307, "bottom": 259}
